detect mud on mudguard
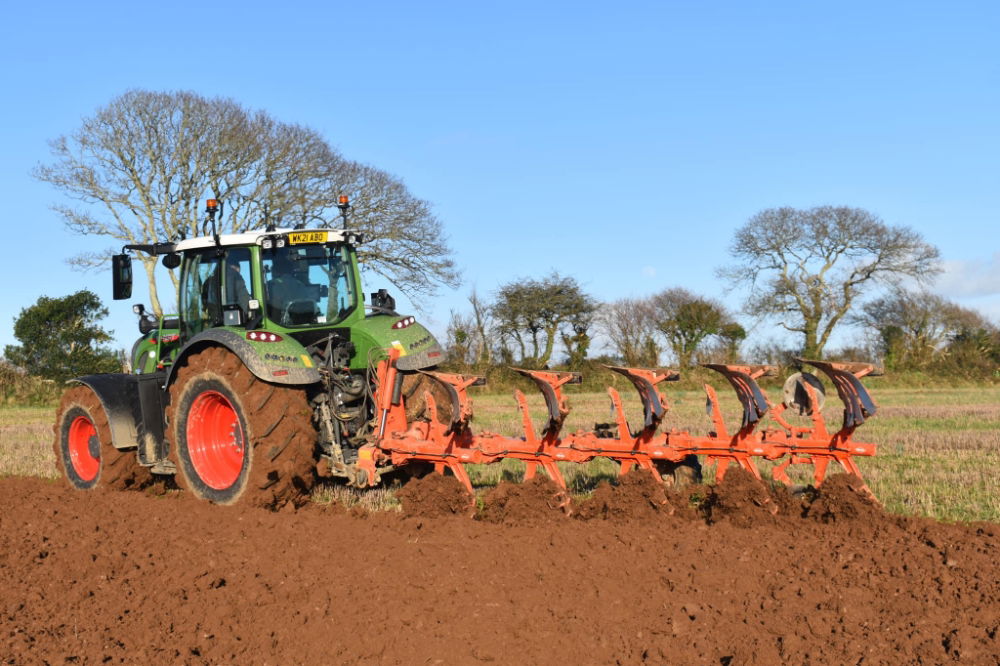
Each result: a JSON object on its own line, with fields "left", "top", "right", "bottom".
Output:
{"left": 165, "top": 329, "right": 322, "bottom": 388}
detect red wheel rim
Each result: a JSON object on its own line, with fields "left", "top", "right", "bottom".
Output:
{"left": 67, "top": 415, "right": 100, "bottom": 482}
{"left": 186, "top": 390, "right": 246, "bottom": 490}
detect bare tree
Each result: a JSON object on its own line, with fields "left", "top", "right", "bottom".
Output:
{"left": 445, "top": 310, "right": 477, "bottom": 365}
{"left": 34, "top": 91, "right": 251, "bottom": 313}
{"left": 596, "top": 298, "right": 661, "bottom": 366}
{"left": 444, "top": 290, "right": 495, "bottom": 367}
{"left": 854, "top": 288, "right": 989, "bottom": 369}
{"left": 35, "top": 89, "right": 458, "bottom": 314}
{"left": 720, "top": 206, "right": 940, "bottom": 358}
{"left": 468, "top": 289, "right": 493, "bottom": 366}
{"left": 347, "top": 164, "right": 459, "bottom": 301}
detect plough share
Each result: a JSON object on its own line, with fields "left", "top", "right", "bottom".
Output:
{"left": 357, "top": 351, "right": 880, "bottom": 498}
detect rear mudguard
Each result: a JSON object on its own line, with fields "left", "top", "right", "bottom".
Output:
{"left": 69, "top": 373, "right": 167, "bottom": 463}
{"left": 165, "top": 329, "right": 322, "bottom": 388}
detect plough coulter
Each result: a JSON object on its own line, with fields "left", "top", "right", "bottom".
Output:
{"left": 357, "top": 351, "right": 881, "bottom": 497}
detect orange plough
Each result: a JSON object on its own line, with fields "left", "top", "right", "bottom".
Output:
{"left": 355, "top": 350, "right": 880, "bottom": 497}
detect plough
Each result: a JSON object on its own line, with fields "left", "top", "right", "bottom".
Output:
{"left": 356, "top": 350, "right": 881, "bottom": 496}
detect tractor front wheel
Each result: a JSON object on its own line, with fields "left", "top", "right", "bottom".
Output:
{"left": 166, "top": 347, "right": 317, "bottom": 508}
{"left": 53, "top": 386, "right": 152, "bottom": 490}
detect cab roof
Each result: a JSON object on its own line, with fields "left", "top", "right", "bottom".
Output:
{"left": 127, "top": 228, "right": 355, "bottom": 256}
{"left": 174, "top": 228, "right": 351, "bottom": 253}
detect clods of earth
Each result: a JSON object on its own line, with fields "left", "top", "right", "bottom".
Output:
{"left": 1, "top": 471, "right": 997, "bottom": 664}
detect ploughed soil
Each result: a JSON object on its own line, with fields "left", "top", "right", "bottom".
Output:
{"left": 2, "top": 472, "right": 998, "bottom": 665}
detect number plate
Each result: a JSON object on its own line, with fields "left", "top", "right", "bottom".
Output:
{"left": 288, "top": 231, "right": 328, "bottom": 245}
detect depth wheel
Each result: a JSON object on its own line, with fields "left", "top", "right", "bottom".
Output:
{"left": 166, "top": 346, "right": 318, "bottom": 508}
{"left": 656, "top": 454, "right": 703, "bottom": 488}
{"left": 53, "top": 385, "right": 152, "bottom": 490}
{"left": 400, "top": 372, "right": 454, "bottom": 423}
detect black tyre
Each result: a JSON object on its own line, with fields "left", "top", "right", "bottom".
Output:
{"left": 53, "top": 385, "right": 152, "bottom": 490}
{"left": 166, "top": 346, "right": 318, "bottom": 508}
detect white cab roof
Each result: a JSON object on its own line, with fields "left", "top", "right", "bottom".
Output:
{"left": 173, "top": 228, "right": 349, "bottom": 253}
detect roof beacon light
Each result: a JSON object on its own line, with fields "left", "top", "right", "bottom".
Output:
{"left": 337, "top": 195, "right": 351, "bottom": 230}
{"left": 204, "top": 199, "right": 222, "bottom": 246}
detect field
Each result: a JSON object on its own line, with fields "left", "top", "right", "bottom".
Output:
{"left": 1, "top": 385, "right": 998, "bottom": 663}
{"left": 4, "top": 385, "right": 998, "bottom": 522}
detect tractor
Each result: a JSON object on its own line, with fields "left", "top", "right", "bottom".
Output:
{"left": 54, "top": 199, "right": 443, "bottom": 507}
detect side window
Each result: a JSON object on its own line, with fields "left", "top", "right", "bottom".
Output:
{"left": 322, "top": 248, "right": 352, "bottom": 321}
{"left": 180, "top": 252, "right": 219, "bottom": 338}
{"left": 180, "top": 249, "right": 255, "bottom": 338}
{"left": 222, "top": 247, "right": 252, "bottom": 314}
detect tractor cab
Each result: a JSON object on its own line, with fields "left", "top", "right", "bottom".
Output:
{"left": 114, "top": 226, "right": 369, "bottom": 372}
{"left": 109, "top": 199, "right": 439, "bottom": 380}
{"left": 172, "top": 228, "right": 364, "bottom": 339}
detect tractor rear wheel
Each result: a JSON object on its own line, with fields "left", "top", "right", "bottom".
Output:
{"left": 166, "top": 346, "right": 317, "bottom": 508}
{"left": 53, "top": 385, "right": 152, "bottom": 490}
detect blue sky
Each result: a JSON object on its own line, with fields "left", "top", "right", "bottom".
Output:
{"left": 1, "top": 0, "right": 998, "bottom": 357}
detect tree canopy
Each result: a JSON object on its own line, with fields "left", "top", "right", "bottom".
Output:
{"left": 649, "top": 288, "right": 735, "bottom": 367}
{"left": 4, "top": 290, "right": 120, "bottom": 382}
{"left": 854, "top": 287, "right": 998, "bottom": 371}
{"left": 35, "top": 89, "right": 459, "bottom": 314}
{"left": 493, "top": 273, "right": 595, "bottom": 368}
{"left": 720, "top": 206, "right": 940, "bottom": 358}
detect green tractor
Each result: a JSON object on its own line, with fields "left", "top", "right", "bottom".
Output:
{"left": 53, "top": 199, "right": 443, "bottom": 507}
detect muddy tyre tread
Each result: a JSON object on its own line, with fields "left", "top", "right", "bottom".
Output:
{"left": 166, "top": 346, "right": 317, "bottom": 508}
{"left": 52, "top": 385, "right": 152, "bottom": 490}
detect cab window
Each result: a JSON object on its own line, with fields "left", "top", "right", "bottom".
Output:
{"left": 179, "top": 248, "right": 253, "bottom": 337}
{"left": 262, "top": 244, "right": 354, "bottom": 327}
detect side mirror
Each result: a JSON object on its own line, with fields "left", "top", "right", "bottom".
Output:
{"left": 112, "top": 254, "right": 133, "bottom": 300}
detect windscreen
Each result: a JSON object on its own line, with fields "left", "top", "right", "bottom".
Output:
{"left": 262, "top": 243, "right": 354, "bottom": 327}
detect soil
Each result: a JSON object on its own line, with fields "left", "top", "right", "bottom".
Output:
{"left": 478, "top": 476, "right": 568, "bottom": 525}
{"left": 2, "top": 474, "right": 998, "bottom": 665}
{"left": 396, "top": 473, "right": 473, "bottom": 518}
{"left": 574, "top": 471, "right": 679, "bottom": 522}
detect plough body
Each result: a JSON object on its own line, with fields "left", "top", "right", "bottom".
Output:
{"left": 357, "top": 351, "right": 880, "bottom": 496}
